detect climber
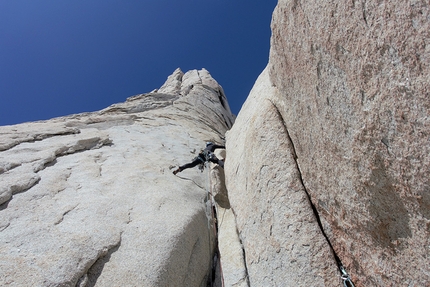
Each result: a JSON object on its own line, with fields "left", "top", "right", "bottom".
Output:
{"left": 173, "top": 142, "right": 225, "bottom": 175}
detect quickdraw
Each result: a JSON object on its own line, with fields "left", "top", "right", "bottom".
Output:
{"left": 340, "top": 266, "right": 355, "bottom": 287}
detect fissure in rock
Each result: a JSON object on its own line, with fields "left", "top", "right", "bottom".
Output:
{"left": 207, "top": 203, "right": 221, "bottom": 287}
{"left": 269, "top": 100, "right": 354, "bottom": 285}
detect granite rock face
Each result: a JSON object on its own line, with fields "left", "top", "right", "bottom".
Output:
{"left": 208, "top": 150, "right": 249, "bottom": 287}
{"left": 226, "top": 68, "right": 340, "bottom": 286}
{"left": 0, "top": 68, "right": 234, "bottom": 287}
{"left": 226, "top": 1, "right": 429, "bottom": 286}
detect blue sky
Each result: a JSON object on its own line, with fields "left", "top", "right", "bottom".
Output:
{"left": 0, "top": 1, "right": 277, "bottom": 126}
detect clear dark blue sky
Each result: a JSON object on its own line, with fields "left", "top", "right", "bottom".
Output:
{"left": 0, "top": 1, "right": 277, "bottom": 125}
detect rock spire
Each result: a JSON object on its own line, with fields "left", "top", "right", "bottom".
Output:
{"left": 0, "top": 69, "right": 234, "bottom": 286}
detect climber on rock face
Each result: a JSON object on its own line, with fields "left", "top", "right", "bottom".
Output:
{"left": 173, "top": 142, "right": 225, "bottom": 175}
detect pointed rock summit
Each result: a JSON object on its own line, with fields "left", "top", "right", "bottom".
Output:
{"left": 2, "top": 2, "right": 429, "bottom": 286}
{"left": 0, "top": 69, "right": 234, "bottom": 286}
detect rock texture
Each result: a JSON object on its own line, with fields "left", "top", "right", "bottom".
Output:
{"left": 226, "top": 69, "right": 340, "bottom": 286}
{"left": 0, "top": 68, "right": 234, "bottom": 287}
{"left": 226, "top": 0, "right": 429, "bottom": 286}
{"left": 208, "top": 149, "right": 249, "bottom": 287}
{"left": 3, "top": 1, "right": 429, "bottom": 285}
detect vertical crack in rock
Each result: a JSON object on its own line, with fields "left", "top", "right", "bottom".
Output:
{"left": 206, "top": 168, "right": 222, "bottom": 287}
{"left": 207, "top": 201, "right": 220, "bottom": 287}
{"left": 231, "top": 207, "right": 250, "bottom": 287}
{"left": 195, "top": 70, "right": 204, "bottom": 86}
{"left": 269, "top": 100, "right": 353, "bottom": 284}
{"left": 361, "top": 0, "right": 368, "bottom": 26}
{"left": 209, "top": 160, "right": 250, "bottom": 287}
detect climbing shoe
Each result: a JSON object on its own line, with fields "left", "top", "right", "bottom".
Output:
{"left": 173, "top": 168, "right": 181, "bottom": 175}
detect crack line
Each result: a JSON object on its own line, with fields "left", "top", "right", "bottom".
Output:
{"left": 268, "top": 99, "right": 353, "bottom": 283}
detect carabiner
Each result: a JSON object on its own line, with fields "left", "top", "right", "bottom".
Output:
{"left": 340, "top": 266, "right": 355, "bottom": 287}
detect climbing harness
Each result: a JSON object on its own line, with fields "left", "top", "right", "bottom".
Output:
{"left": 203, "top": 149, "right": 213, "bottom": 161}
{"left": 191, "top": 153, "right": 206, "bottom": 172}
{"left": 195, "top": 153, "right": 206, "bottom": 163}
{"left": 196, "top": 150, "right": 217, "bottom": 172}
{"left": 340, "top": 265, "right": 355, "bottom": 287}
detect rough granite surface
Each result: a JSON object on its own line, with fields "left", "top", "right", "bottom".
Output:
{"left": 225, "top": 0, "right": 429, "bottom": 286}
{"left": 225, "top": 68, "right": 340, "bottom": 286}
{"left": 0, "top": 68, "right": 234, "bottom": 287}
